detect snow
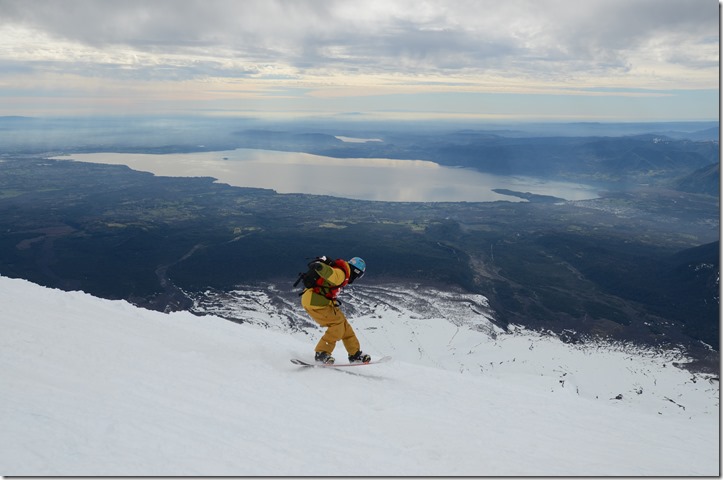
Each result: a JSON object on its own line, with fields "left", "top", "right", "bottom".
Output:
{"left": 0, "top": 275, "right": 719, "bottom": 476}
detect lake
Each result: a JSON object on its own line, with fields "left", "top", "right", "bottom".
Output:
{"left": 54, "top": 148, "right": 600, "bottom": 203}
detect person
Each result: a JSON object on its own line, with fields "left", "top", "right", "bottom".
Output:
{"left": 300, "top": 256, "right": 370, "bottom": 364}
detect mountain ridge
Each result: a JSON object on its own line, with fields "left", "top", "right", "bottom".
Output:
{"left": 1, "top": 274, "right": 718, "bottom": 475}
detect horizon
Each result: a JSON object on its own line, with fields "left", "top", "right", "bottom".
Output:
{"left": 0, "top": 0, "right": 718, "bottom": 122}
{"left": 1, "top": 114, "right": 719, "bottom": 128}
{"left": 2, "top": 114, "right": 720, "bottom": 123}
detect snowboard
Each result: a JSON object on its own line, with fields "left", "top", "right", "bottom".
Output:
{"left": 291, "top": 355, "right": 391, "bottom": 368}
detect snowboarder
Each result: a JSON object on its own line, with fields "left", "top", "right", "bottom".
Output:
{"left": 300, "top": 256, "right": 370, "bottom": 365}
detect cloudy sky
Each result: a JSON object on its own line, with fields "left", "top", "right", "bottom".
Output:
{"left": 0, "top": 0, "right": 718, "bottom": 121}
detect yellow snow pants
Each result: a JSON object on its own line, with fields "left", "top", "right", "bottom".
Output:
{"left": 303, "top": 302, "right": 361, "bottom": 356}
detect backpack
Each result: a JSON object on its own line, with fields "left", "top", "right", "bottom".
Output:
{"left": 293, "top": 256, "right": 350, "bottom": 300}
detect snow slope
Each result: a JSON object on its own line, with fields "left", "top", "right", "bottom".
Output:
{"left": 1, "top": 275, "right": 719, "bottom": 476}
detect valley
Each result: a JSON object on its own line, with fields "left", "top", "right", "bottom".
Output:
{"left": 0, "top": 144, "right": 718, "bottom": 366}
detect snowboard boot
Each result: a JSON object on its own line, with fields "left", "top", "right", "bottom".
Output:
{"left": 315, "top": 351, "right": 335, "bottom": 364}
{"left": 348, "top": 351, "right": 371, "bottom": 364}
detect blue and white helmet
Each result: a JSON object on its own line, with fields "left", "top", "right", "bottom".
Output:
{"left": 347, "top": 257, "right": 366, "bottom": 283}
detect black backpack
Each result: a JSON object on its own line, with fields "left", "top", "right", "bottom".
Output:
{"left": 293, "top": 256, "right": 337, "bottom": 295}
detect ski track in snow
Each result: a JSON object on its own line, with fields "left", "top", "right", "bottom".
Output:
{"left": 1, "top": 276, "right": 719, "bottom": 476}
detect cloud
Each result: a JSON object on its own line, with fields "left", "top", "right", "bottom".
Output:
{"left": 1, "top": 0, "right": 716, "bottom": 77}
{"left": 0, "top": 0, "right": 717, "bottom": 119}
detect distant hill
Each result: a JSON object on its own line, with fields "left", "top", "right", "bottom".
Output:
{"left": 656, "top": 126, "right": 719, "bottom": 142}
{"left": 229, "top": 129, "right": 719, "bottom": 186}
{"left": 675, "top": 163, "right": 719, "bottom": 196}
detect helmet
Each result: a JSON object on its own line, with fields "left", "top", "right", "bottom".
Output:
{"left": 347, "top": 257, "right": 366, "bottom": 283}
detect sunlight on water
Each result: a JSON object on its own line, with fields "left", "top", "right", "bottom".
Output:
{"left": 54, "top": 149, "right": 600, "bottom": 203}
